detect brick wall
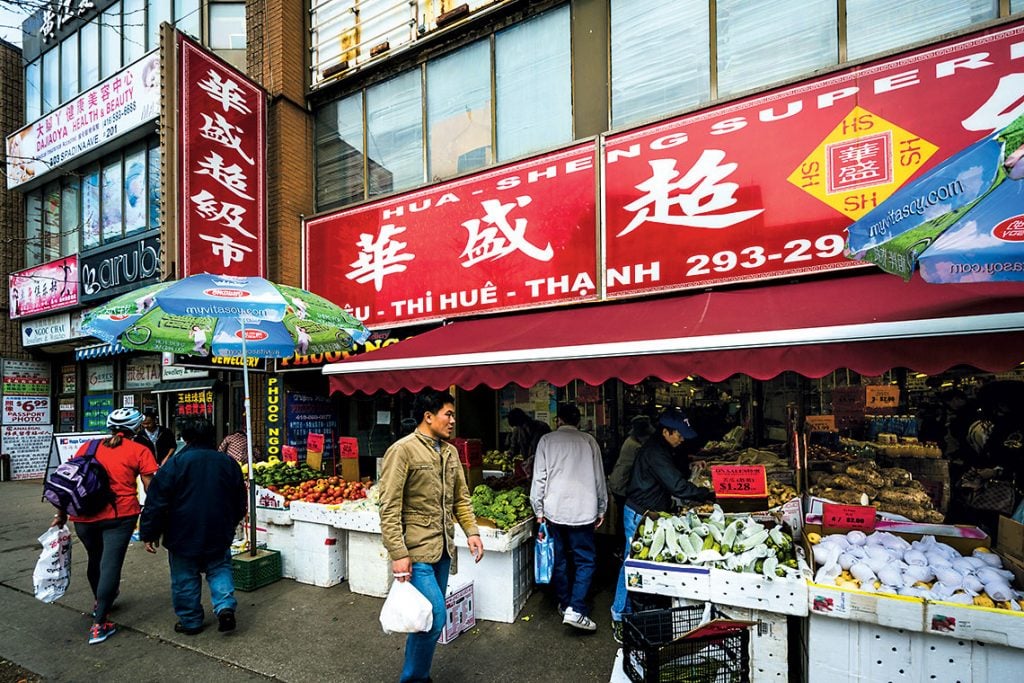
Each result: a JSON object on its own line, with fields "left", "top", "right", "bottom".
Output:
{"left": 0, "top": 39, "right": 28, "bottom": 360}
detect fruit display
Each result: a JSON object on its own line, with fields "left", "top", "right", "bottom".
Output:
{"left": 808, "top": 530, "right": 1024, "bottom": 610}
{"left": 470, "top": 484, "right": 532, "bottom": 530}
{"left": 482, "top": 449, "right": 519, "bottom": 473}
{"left": 628, "top": 505, "right": 802, "bottom": 578}
{"left": 808, "top": 459, "right": 944, "bottom": 523}
{"left": 249, "top": 457, "right": 322, "bottom": 488}
{"left": 265, "top": 477, "right": 368, "bottom": 506}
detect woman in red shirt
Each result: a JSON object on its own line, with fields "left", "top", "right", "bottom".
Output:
{"left": 52, "top": 408, "right": 159, "bottom": 644}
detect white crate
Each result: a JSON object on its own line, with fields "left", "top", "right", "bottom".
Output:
{"left": 255, "top": 520, "right": 296, "bottom": 579}
{"left": 290, "top": 520, "right": 347, "bottom": 587}
{"left": 450, "top": 537, "right": 533, "bottom": 623}
{"left": 347, "top": 529, "right": 394, "bottom": 598}
{"left": 438, "top": 582, "right": 475, "bottom": 644}
{"left": 623, "top": 558, "right": 711, "bottom": 601}
{"left": 455, "top": 518, "right": 533, "bottom": 553}
{"left": 709, "top": 561, "right": 810, "bottom": 616}
{"left": 924, "top": 599, "right": 1024, "bottom": 649}
{"left": 807, "top": 581, "right": 926, "bottom": 631}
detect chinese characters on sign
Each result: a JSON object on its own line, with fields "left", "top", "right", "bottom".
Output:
{"left": 39, "top": 0, "right": 97, "bottom": 43}
{"left": 8, "top": 257, "right": 79, "bottom": 319}
{"left": 179, "top": 34, "right": 266, "bottom": 277}
{"left": 175, "top": 390, "right": 215, "bottom": 418}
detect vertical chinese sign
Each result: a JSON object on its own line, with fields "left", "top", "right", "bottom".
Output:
{"left": 178, "top": 33, "right": 266, "bottom": 278}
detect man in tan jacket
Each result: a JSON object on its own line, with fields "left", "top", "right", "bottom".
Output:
{"left": 378, "top": 390, "right": 484, "bottom": 683}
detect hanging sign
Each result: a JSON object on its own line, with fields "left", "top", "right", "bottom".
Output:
{"left": 710, "top": 465, "right": 768, "bottom": 499}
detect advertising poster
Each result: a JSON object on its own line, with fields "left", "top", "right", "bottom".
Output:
{"left": 82, "top": 170, "right": 100, "bottom": 249}
{"left": 82, "top": 394, "right": 114, "bottom": 431}
{"left": 2, "top": 359, "right": 51, "bottom": 396}
{"left": 123, "top": 151, "right": 147, "bottom": 232}
{"left": 85, "top": 362, "right": 114, "bottom": 392}
{"left": 2, "top": 424, "right": 54, "bottom": 479}
{"left": 285, "top": 392, "right": 336, "bottom": 463}
{"left": 53, "top": 431, "right": 106, "bottom": 466}
{"left": 2, "top": 396, "right": 52, "bottom": 425}
{"left": 8, "top": 256, "right": 79, "bottom": 319}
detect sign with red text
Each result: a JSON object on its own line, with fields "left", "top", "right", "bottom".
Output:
{"left": 2, "top": 359, "right": 51, "bottom": 397}
{"left": 307, "top": 433, "right": 324, "bottom": 454}
{"left": 338, "top": 436, "right": 358, "bottom": 459}
{"left": 805, "top": 415, "right": 837, "bottom": 432}
{"left": 603, "top": 22, "right": 1024, "bottom": 297}
{"left": 2, "top": 396, "right": 51, "bottom": 425}
{"left": 6, "top": 52, "right": 160, "bottom": 189}
{"left": 823, "top": 503, "right": 877, "bottom": 532}
{"left": 178, "top": 33, "right": 266, "bottom": 278}
{"left": 8, "top": 257, "right": 79, "bottom": 319}
{"left": 710, "top": 465, "right": 768, "bottom": 499}
{"left": 2, "top": 424, "right": 54, "bottom": 479}
{"left": 304, "top": 144, "right": 597, "bottom": 328}
{"left": 281, "top": 445, "right": 299, "bottom": 463}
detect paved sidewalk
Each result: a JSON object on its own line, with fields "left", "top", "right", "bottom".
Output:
{"left": 0, "top": 480, "right": 621, "bottom": 682}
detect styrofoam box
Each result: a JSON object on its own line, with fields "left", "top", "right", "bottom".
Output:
{"left": 454, "top": 517, "right": 533, "bottom": 553}
{"left": 708, "top": 557, "right": 811, "bottom": 616}
{"left": 623, "top": 558, "right": 711, "bottom": 601}
{"left": 924, "top": 599, "right": 1024, "bottom": 649}
{"left": 807, "top": 581, "right": 926, "bottom": 631}
{"left": 255, "top": 520, "right": 296, "bottom": 579}
{"left": 290, "top": 520, "right": 347, "bottom": 588}
{"left": 450, "top": 537, "right": 533, "bottom": 623}
{"left": 289, "top": 501, "right": 383, "bottom": 533}
{"left": 347, "top": 529, "right": 393, "bottom": 598}
{"left": 806, "top": 613, "right": 1024, "bottom": 683}
{"left": 438, "top": 582, "right": 475, "bottom": 645}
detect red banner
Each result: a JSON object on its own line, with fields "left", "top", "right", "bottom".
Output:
{"left": 603, "top": 22, "right": 1024, "bottom": 297}
{"left": 178, "top": 33, "right": 266, "bottom": 278}
{"left": 305, "top": 144, "right": 597, "bottom": 328}
{"left": 8, "top": 256, "right": 79, "bottom": 319}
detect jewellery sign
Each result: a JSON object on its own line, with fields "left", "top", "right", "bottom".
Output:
{"left": 5, "top": 51, "right": 160, "bottom": 189}
{"left": 178, "top": 32, "right": 267, "bottom": 278}
{"left": 304, "top": 143, "right": 598, "bottom": 328}
{"left": 8, "top": 257, "right": 79, "bottom": 319}
{"left": 602, "top": 22, "right": 1024, "bottom": 297}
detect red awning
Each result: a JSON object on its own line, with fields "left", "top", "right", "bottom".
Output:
{"left": 324, "top": 272, "right": 1024, "bottom": 395}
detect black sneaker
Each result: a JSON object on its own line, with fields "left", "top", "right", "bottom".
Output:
{"left": 174, "top": 622, "right": 204, "bottom": 635}
{"left": 612, "top": 620, "right": 623, "bottom": 644}
{"left": 217, "top": 609, "right": 236, "bottom": 632}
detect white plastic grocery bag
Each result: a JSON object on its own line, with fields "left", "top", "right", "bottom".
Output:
{"left": 379, "top": 580, "right": 433, "bottom": 634}
{"left": 33, "top": 525, "right": 72, "bottom": 603}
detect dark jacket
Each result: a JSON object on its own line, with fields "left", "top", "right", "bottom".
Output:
{"left": 136, "top": 427, "right": 178, "bottom": 465}
{"left": 139, "top": 444, "right": 247, "bottom": 559}
{"left": 625, "top": 433, "right": 708, "bottom": 514}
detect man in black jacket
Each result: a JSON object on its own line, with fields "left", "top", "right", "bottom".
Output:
{"left": 140, "top": 418, "right": 247, "bottom": 635}
{"left": 136, "top": 412, "right": 178, "bottom": 465}
{"left": 609, "top": 408, "right": 713, "bottom": 643}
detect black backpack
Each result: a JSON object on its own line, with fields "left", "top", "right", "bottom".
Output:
{"left": 43, "top": 440, "right": 116, "bottom": 517}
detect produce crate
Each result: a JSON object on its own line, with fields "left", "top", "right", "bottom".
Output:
{"left": 622, "top": 606, "right": 750, "bottom": 683}
{"left": 232, "top": 548, "right": 282, "bottom": 592}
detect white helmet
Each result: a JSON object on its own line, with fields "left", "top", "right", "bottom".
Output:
{"left": 107, "top": 407, "right": 144, "bottom": 433}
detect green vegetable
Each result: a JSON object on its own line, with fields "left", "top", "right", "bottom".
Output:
{"left": 470, "top": 485, "right": 532, "bottom": 530}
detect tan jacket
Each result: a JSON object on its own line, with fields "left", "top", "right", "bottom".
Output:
{"left": 378, "top": 431, "right": 479, "bottom": 574}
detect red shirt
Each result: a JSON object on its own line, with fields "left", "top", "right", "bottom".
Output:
{"left": 69, "top": 438, "right": 160, "bottom": 523}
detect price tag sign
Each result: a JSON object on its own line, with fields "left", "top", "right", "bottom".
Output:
{"left": 282, "top": 445, "right": 299, "bottom": 463}
{"left": 307, "top": 432, "right": 324, "bottom": 453}
{"left": 710, "top": 465, "right": 768, "bottom": 499}
{"left": 822, "top": 503, "right": 877, "bottom": 532}
{"left": 805, "top": 415, "right": 836, "bottom": 432}
{"left": 866, "top": 385, "right": 900, "bottom": 409}
{"left": 338, "top": 436, "right": 359, "bottom": 459}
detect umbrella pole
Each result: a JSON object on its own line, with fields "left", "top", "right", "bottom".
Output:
{"left": 240, "top": 317, "right": 258, "bottom": 557}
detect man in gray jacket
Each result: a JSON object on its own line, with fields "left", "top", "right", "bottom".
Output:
{"left": 530, "top": 402, "right": 607, "bottom": 632}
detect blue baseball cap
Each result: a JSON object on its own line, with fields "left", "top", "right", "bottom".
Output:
{"left": 657, "top": 409, "right": 698, "bottom": 440}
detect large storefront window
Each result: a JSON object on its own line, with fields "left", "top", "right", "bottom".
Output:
{"left": 315, "top": 95, "right": 365, "bottom": 208}
{"left": 846, "top": 0, "right": 998, "bottom": 61}
{"left": 366, "top": 70, "right": 424, "bottom": 197}
{"left": 426, "top": 40, "right": 491, "bottom": 179}
{"left": 60, "top": 179, "right": 80, "bottom": 257}
{"left": 208, "top": 2, "right": 245, "bottom": 49}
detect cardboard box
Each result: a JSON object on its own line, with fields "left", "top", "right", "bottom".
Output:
{"left": 438, "top": 582, "right": 475, "bottom": 644}
{"left": 341, "top": 458, "right": 360, "bottom": 483}
{"left": 997, "top": 514, "right": 1024, "bottom": 562}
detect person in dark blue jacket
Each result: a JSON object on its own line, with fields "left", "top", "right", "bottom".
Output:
{"left": 139, "top": 418, "right": 247, "bottom": 635}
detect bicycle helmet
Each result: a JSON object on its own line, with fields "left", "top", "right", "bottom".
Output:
{"left": 107, "top": 407, "right": 144, "bottom": 433}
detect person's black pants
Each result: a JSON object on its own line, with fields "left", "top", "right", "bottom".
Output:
{"left": 74, "top": 515, "right": 137, "bottom": 623}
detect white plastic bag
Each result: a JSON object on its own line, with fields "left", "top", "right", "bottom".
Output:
{"left": 33, "top": 525, "right": 72, "bottom": 603}
{"left": 379, "top": 580, "right": 433, "bottom": 634}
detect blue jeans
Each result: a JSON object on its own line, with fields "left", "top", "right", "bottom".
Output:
{"left": 611, "top": 505, "right": 644, "bottom": 622}
{"left": 168, "top": 549, "right": 237, "bottom": 629}
{"left": 400, "top": 552, "right": 451, "bottom": 683}
{"left": 73, "top": 515, "right": 137, "bottom": 624}
{"left": 548, "top": 521, "right": 597, "bottom": 617}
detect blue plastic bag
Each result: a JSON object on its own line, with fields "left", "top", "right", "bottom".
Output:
{"left": 1013, "top": 497, "right": 1024, "bottom": 525}
{"left": 535, "top": 522, "right": 554, "bottom": 584}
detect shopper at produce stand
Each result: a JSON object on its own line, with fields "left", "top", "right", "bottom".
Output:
{"left": 135, "top": 411, "right": 177, "bottom": 465}
{"left": 506, "top": 407, "right": 551, "bottom": 477}
{"left": 218, "top": 424, "right": 249, "bottom": 464}
{"left": 608, "top": 415, "right": 655, "bottom": 523}
{"left": 139, "top": 418, "right": 247, "bottom": 636}
{"left": 610, "top": 408, "right": 714, "bottom": 643}
{"left": 50, "top": 407, "right": 159, "bottom": 645}
{"left": 530, "top": 402, "right": 608, "bottom": 632}
{"left": 378, "top": 390, "right": 484, "bottom": 683}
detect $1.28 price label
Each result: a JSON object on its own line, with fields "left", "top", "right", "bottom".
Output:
{"left": 710, "top": 465, "right": 768, "bottom": 498}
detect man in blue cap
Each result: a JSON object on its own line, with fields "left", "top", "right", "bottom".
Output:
{"left": 610, "top": 408, "right": 713, "bottom": 643}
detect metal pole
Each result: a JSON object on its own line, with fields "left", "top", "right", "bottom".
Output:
{"left": 240, "top": 317, "right": 258, "bottom": 556}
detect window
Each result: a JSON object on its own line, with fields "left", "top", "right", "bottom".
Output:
{"left": 148, "top": 142, "right": 161, "bottom": 230}
{"left": 42, "top": 183, "right": 61, "bottom": 263}
{"left": 82, "top": 167, "right": 101, "bottom": 250}
{"left": 42, "top": 47, "right": 59, "bottom": 114}
{"left": 427, "top": 40, "right": 491, "bottom": 179}
{"left": 124, "top": 146, "right": 148, "bottom": 235}
{"left": 125, "top": 0, "right": 146, "bottom": 64}
{"left": 175, "top": 0, "right": 201, "bottom": 39}
{"left": 846, "top": 0, "right": 998, "bottom": 61}
{"left": 495, "top": 6, "right": 572, "bottom": 161}
{"left": 61, "top": 179, "right": 81, "bottom": 255}
{"left": 61, "top": 33, "right": 79, "bottom": 103}
{"left": 610, "top": 0, "right": 710, "bottom": 129}
{"left": 366, "top": 70, "right": 424, "bottom": 196}
{"left": 102, "top": 158, "right": 124, "bottom": 242}
{"left": 315, "top": 94, "right": 365, "bottom": 209}
{"left": 25, "top": 194, "right": 43, "bottom": 267}
{"left": 80, "top": 19, "right": 100, "bottom": 90}
{"left": 102, "top": 3, "right": 123, "bottom": 79}
{"left": 717, "top": 0, "right": 837, "bottom": 98}
{"left": 1015, "top": 0, "right": 1024, "bottom": 12}
{"left": 146, "top": 0, "right": 170, "bottom": 53}
{"left": 209, "top": 2, "right": 246, "bottom": 49}
{"left": 25, "top": 59, "right": 41, "bottom": 122}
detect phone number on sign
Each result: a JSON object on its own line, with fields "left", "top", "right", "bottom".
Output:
{"left": 684, "top": 234, "right": 845, "bottom": 277}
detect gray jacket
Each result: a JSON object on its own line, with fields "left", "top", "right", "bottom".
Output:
{"left": 530, "top": 426, "right": 608, "bottom": 526}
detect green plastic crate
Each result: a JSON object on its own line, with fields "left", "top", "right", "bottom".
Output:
{"left": 232, "top": 548, "right": 282, "bottom": 592}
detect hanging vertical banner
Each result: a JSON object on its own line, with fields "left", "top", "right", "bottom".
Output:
{"left": 177, "top": 32, "right": 266, "bottom": 278}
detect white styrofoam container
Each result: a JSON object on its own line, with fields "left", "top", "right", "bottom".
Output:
{"left": 255, "top": 520, "right": 296, "bottom": 579}
{"left": 449, "top": 537, "right": 533, "bottom": 623}
{"left": 623, "top": 558, "right": 711, "bottom": 601}
{"left": 708, "top": 560, "right": 810, "bottom": 617}
{"left": 347, "top": 529, "right": 394, "bottom": 598}
{"left": 290, "top": 520, "right": 347, "bottom": 587}
{"left": 924, "top": 599, "right": 1024, "bottom": 649}
{"left": 454, "top": 517, "right": 533, "bottom": 553}
{"left": 806, "top": 581, "right": 926, "bottom": 631}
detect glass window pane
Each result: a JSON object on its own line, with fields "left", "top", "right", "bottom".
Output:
{"left": 25, "top": 192, "right": 43, "bottom": 267}
{"left": 209, "top": 3, "right": 246, "bottom": 49}
{"left": 427, "top": 40, "right": 492, "bottom": 179}
{"left": 102, "top": 158, "right": 124, "bottom": 241}
{"left": 124, "top": 147, "right": 147, "bottom": 234}
{"left": 102, "top": 3, "right": 122, "bottom": 79}
{"left": 611, "top": 0, "right": 711, "bottom": 129}
{"left": 717, "top": 0, "right": 836, "bottom": 98}
{"left": 25, "top": 59, "right": 41, "bottom": 121}
{"left": 61, "top": 33, "right": 79, "bottom": 103}
{"left": 61, "top": 179, "right": 80, "bottom": 255}
{"left": 1014, "top": 0, "right": 1024, "bottom": 12}
{"left": 148, "top": 0, "right": 171, "bottom": 52}
{"left": 315, "top": 94, "right": 365, "bottom": 209}
{"left": 847, "top": 0, "right": 997, "bottom": 62}
{"left": 366, "top": 70, "right": 424, "bottom": 196}
{"left": 43, "top": 48, "right": 59, "bottom": 114}
{"left": 43, "top": 183, "right": 61, "bottom": 262}
{"left": 148, "top": 142, "right": 161, "bottom": 229}
{"left": 175, "top": 0, "right": 201, "bottom": 39}
{"left": 82, "top": 167, "right": 101, "bottom": 249}
{"left": 80, "top": 19, "right": 100, "bottom": 89}
{"left": 495, "top": 6, "right": 571, "bottom": 161}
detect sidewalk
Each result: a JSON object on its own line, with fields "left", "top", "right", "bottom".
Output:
{"left": 0, "top": 480, "right": 621, "bottom": 682}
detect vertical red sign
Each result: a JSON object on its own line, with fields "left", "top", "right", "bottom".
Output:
{"left": 178, "top": 33, "right": 266, "bottom": 278}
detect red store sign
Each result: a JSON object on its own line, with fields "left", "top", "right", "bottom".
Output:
{"left": 603, "top": 22, "right": 1024, "bottom": 297}
{"left": 178, "top": 33, "right": 266, "bottom": 278}
{"left": 305, "top": 144, "right": 598, "bottom": 328}
{"left": 8, "top": 256, "right": 79, "bottom": 319}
